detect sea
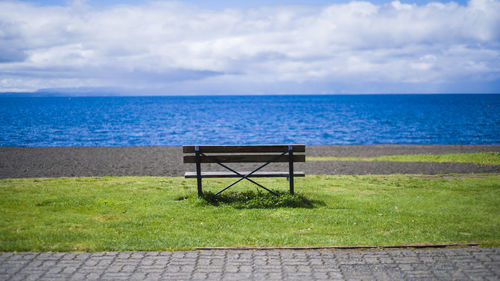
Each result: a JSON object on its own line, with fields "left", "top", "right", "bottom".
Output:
{"left": 0, "top": 94, "right": 499, "bottom": 147}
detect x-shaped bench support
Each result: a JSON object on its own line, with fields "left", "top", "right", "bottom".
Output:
{"left": 195, "top": 146, "right": 295, "bottom": 197}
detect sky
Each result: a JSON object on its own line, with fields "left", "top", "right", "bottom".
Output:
{"left": 0, "top": 0, "right": 499, "bottom": 95}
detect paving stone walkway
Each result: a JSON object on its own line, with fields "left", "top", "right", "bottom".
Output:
{"left": 1, "top": 247, "right": 499, "bottom": 280}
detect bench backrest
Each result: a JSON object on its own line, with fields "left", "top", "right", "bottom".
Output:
{"left": 183, "top": 145, "right": 306, "bottom": 163}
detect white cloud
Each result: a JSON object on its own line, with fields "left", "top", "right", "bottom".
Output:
{"left": 0, "top": 0, "right": 499, "bottom": 93}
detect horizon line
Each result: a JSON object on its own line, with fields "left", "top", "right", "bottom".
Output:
{"left": 1, "top": 92, "right": 500, "bottom": 97}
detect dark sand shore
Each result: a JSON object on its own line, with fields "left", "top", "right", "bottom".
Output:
{"left": 1, "top": 145, "right": 499, "bottom": 179}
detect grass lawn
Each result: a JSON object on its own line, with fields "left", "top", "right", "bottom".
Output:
{"left": 1, "top": 174, "right": 499, "bottom": 251}
{"left": 307, "top": 152, "right": 500, "bottom": 165}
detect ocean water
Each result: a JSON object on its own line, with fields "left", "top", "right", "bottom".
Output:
{"left": 0, "top": 94, "right": 499, "bottom": 146}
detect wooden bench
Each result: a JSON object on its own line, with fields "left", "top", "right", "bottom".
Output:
{"left": 183, "top": 145, "right": 305, "bottom": 197}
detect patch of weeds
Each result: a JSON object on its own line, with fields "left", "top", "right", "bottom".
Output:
{"left": 35, "top": 199, "right": 57, "bottom": 207}
{"left": 192, "top": 190, "right": 322, "bottom": 209}
{"left": 174, "top": 195, "right": 190, "bottom": 201}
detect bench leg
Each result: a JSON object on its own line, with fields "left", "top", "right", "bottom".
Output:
{"left": 288, "top": 146, "right": 294, "bottom": 195}
{"left": 195, "top": 148, "right": 203, "bottom": 198}
{"left": 196, "top": 172, "right": 202, "bottom": 198}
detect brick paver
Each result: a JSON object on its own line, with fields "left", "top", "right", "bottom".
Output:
{"left": 1, "top": 247, "right": 499, "bottom": 280}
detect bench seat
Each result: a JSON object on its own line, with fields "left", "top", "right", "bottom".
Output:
{"left": 185, "top": 171, "right": 305, "bottom": 178}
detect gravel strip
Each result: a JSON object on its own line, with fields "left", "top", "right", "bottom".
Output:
{"left": 1, "top": 145, "right": 499, "bottom": 178}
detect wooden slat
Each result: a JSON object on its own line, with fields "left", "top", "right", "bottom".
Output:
{"left": 183, "top": 145, "right": 305, "bottom": 153}
{"left": 183, "top": 154, "right": 305, "bottom": 163}
{"left": 184, "top": 171, "right": 305, "bottom": 178}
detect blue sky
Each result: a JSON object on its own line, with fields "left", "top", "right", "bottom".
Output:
{"left": 17, "top": 0, "right": 472, "bottom": 8}
{"left": 1, "top": 0, "right": 499, "bottom": 94}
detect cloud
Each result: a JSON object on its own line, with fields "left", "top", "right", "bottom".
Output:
{"left": 0, "top": 0, "right": 499, "bottom": 94}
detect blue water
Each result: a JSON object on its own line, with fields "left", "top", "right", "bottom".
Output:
{"left": 0, "top": 94, "right": 499, "bottom": 146}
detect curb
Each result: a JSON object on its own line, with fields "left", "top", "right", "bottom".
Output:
{"left": 197, "top": 242, "right": 480, "bottom": 250}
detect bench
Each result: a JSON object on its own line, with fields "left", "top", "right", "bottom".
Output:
{"left": 183, "top": 145, "right": 305, "bottom": 197}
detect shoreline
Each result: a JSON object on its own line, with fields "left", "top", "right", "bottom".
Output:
{"left": 1, "top": 145, "right": 499, "bottom": 178}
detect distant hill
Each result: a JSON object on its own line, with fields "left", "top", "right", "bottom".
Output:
{"left": 0, "top": 87, "right": 126, "bottom": 97}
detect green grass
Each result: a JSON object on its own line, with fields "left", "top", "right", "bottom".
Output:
{"left": 0, "top": 174, "right": 499, "bottom": 251}
{"left": 307, "top": 152, "right": 500, "bottom": 165}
